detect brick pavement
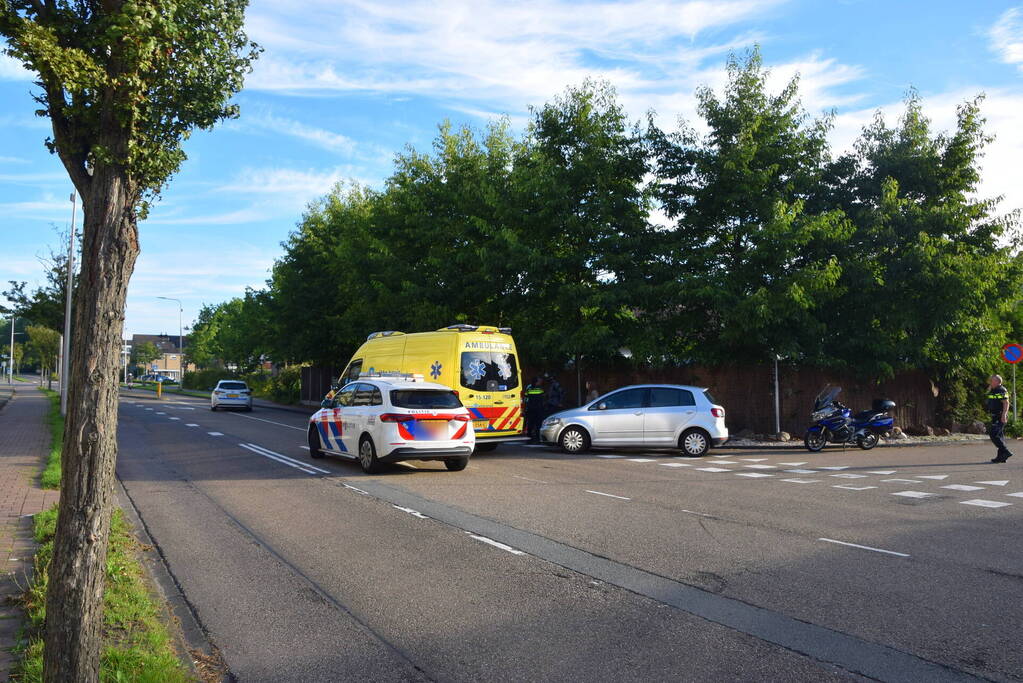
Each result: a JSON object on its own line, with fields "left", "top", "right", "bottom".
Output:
{"left": 0, "top": 388, "right": 60, "bottom": 678}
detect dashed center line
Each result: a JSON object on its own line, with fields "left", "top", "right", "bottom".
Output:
{"left": 229, "top": 412, "right": 306, "bottom": 432}
{"left": 185, "top": 423, "right": 199, "bottom": 427}
{"left": 513, "top": 475, "right": 549, "bottom": 484}
{"left": 585, "top": 490, "right": 631, "bottom": 501}
{"left": 960, "top": 499, "right": 1012, "bottom": 508}
{"left": 465, "top": 532, "right": 526, "bottom": 556}
{"left": 393, "top": 505, "right": 429, "bottom": 519}
{"left": 818, "top": 538, "right": 910, "bottom": 558}
{"left": 208, "top": 432, "right": 224, "bottom": 436}
{"left": 892, "top": 491, "right": 936, "bottom": 499}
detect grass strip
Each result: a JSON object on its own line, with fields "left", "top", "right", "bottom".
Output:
{"left": 13, "top": 506, "right": 192, "bottom": 682}
{"left": 37, "top": 389, "right": 61, "bottom": 490}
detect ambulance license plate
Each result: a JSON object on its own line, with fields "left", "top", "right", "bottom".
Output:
{"left": 473, "top": 420, "right": 489, "bottom": 430}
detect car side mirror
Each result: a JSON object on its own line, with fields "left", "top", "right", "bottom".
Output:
{"left": 330, "top": 382, "right": 341, "bottom": 391}
{"left": 321, "top": 398, "right": 335, "bottom": 409}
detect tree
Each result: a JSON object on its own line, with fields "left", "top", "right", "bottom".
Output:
{"left": 129, "top": 341, "right": 161, "bottom": 375}
{"left": 2, "top": 227, "right": 80, "bottom": 332}
{"left": 650, "top": 47, "right": 851, "bottom": 365}
{"left": 26, "top": 325, "right": 60, "bottom": 390}
{"left": 0, "top": 2, "right": 259, "bottom": 679}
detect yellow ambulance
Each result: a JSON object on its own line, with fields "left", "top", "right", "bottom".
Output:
{"left": 337, "top": 325, "right": 526, "bottom": 448}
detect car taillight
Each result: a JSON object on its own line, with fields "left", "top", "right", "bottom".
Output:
{"left": 451, "top": 414, "right": 470, "bottom": 421}
{"left": 711, "top": 407, "right": 725, "bottom": 418}
{"left": 380, "top": 413, "right": 414, "bottom": 422}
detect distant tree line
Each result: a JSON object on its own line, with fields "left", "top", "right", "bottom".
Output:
{"left": 190, "top": 49, "right": 1022, "bottom": 423}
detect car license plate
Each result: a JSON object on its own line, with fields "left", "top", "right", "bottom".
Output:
{"left": 227, "top": 393, "right": 239, "bottom": 398}
{"left": 473, "top": 419, "right": 489, "bottom": 430}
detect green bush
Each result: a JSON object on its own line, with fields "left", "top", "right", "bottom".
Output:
{"left": 182, "top": 367, "right": 237, "bottom": 390}
{"left": 1005, "top": 419, "right": 1023, "bottom": 439}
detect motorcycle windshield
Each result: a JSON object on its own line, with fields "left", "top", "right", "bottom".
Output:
{"left": 814, "top": 386, "right": 842, "bottom": 411}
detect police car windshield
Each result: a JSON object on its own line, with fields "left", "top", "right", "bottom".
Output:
{"left": 390, "top": 390, "right": 462, "bottom": 409}
{"left": 460, "top": 352, "right": 519, "bottom": 391}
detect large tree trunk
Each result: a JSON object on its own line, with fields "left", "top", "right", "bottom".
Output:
{"left": 43, "top": 170, "right": 139, "bottom": 682}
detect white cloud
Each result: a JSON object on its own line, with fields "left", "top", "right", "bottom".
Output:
{"left": 216, "top": 166, "right": 349, "bottom": 197}
{"left": 990, "top": 7, "right": 1023, "bottom": 70}
{"left": 243, "top": 112, "right": 357, "bottom": 155}
{"left": 0, "top": 155, "right": 30, "bottom": 164}
{"left": 0, "top": 54, "right": 32, "bottom": 81}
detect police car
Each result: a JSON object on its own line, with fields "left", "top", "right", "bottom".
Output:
{"left": 307, "top": 374, "right": 475, "bottom": 474}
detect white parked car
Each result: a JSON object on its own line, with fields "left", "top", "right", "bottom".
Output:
{"left": 210, "top": 380, "right": 253, "bottom": 411}
{"left": 540, "top": 384, "right": 728, "bottom": 456}
{"left": 308, "top": 376, "right": 475, "bottom": 473}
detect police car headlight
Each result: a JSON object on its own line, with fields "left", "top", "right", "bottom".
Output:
{"left": 542, "top": 417, "right": 562, "bottom": 427}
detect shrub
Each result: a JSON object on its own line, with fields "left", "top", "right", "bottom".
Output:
{"left": 182, "top": 367, "right": 237, "bottom": 390}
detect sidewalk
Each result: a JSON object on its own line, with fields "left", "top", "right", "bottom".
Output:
{"left": 0, "top": 388, "right": 60, "bottom": 678}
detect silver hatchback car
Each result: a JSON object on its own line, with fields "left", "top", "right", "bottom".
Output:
{"left": 540, "top": 384, "right": 728, "bottom": 456}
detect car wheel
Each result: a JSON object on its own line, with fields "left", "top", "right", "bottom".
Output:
{"left": 679, "top": 428, "right": 710, "bottom": 457}
{"left": 308, "top": 425, "right": 324, "bottom": 459}
{"left": 444, "top": 456, "right": 469, "bottom": 471}
{"left": 559, "top": 426, "right": 590, "bottom": 454}
{"left": 245, "top": 404, "right": 253, "bottom": 412}
{"left": 359, "top": 436, "right": 382, "bottom": 474}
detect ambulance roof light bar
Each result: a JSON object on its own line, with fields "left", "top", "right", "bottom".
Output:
{"left": 367, "top": 330, "right": 405, "bottom": 341}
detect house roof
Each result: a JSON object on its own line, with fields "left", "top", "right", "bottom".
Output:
{"left": 128, "top": 333, "right": 188, "bottom": 354}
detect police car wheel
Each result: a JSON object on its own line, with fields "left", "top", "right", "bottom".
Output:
{"left": 307, "top": 425, "right": 324, "bottom": 459}
{"left": 210, "top": 403, "right": 217, "bottom": 411}
{"left": 559, "top": 427, "right": 590, "bottom": 454}
{"left": 359, "top": 436, "right": 382, "bottom": 474}
{"left": 444, "top": 456, "right": 469, "bottom": 471}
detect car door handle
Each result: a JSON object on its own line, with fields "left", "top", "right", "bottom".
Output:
{"left": 685, "top": 411, "right": 695, "bottom": 415}
{"left": 634, "top": 411, "right": 643, "bottom": 416}
{"left": 494, "top": 401, "right": 504, "bottom": 405}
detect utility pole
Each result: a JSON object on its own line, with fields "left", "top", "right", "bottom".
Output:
{"left": 60, "top": 191, "right": 76, "bottom": 416}
{"left": 7, "top": 315, "right": 14, "bottom": 385}
{"left": 157, "top": 297, "right": 183, "bottom": 383}
{"left": 773, "top": 354, "right": 781, "bottom": 436}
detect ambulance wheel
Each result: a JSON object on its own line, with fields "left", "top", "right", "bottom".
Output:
{"left": 359, "top": 436, "right": 382, "bottom": 474}
{"left": 559, "top": 427, "right": 590, "bottom": 454}
{"left": 445, "top": 456, "right": 469, "bottom": 471}
{"left": 307, "top": 425, "right": 324, "bottom": 459}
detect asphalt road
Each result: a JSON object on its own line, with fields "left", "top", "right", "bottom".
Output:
{"left": 114, "top": 388, "right": 1023, "bottom": 682}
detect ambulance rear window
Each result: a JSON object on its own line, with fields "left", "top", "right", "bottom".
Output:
{"left": 390, "top": 390, "right": 462, "bottom": 409}
{"left": 460, "top": 352, "right": 519, "bottom": 391}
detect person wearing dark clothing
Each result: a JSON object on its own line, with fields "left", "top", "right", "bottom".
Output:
{"left": 544, "top": 373, "right": 564, "bottom": 417}
{"left": 524, "top": 377, "right": 545, "bottom": 442}
{"left": 985, "top": 375, "right": 1014, "bottom": 463}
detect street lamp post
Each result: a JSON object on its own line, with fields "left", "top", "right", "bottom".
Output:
{"left": 60, "top": 190, "right": 77, "bottom": 416}
{"left": 157, "top": 297, "right": 183, "bottom": 383}
{"left": 7, "top": 315, "right": 14, "bottom": 385}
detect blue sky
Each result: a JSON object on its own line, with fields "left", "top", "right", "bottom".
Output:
{"left": 2, "top": 0, "right": 1022, "bottom": 337}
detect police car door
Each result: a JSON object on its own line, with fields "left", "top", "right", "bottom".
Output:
{"left": 330, "top": 384, "right": 357, "bottom": 452}
{"left": 343, "top": 383, "right": 374, "bottom": 453}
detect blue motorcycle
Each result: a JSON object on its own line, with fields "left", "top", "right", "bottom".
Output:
{"left": 804, "top": 386, "right": 895, "bottom": 452}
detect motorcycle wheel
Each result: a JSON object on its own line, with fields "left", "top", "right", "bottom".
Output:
{"left": 857, "top": 433, "right": 879, "bottom": 450}
{"left": 804, "top": 430, "right": 827, "bottom": 452}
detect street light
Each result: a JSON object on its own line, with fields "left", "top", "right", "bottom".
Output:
{"left": 60, "top": 190, "right": 77, "bottom": 415}
{"left": 156, "top": 297, "right": 183, "bottom": 383}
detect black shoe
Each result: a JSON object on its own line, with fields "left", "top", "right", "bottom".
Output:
{"left": 991, "top": 454, "right": 1012, "bottom": 463}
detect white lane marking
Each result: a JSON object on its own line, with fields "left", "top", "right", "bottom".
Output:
{"left": 784, "top": 469, "right": 817, "bottom": 474}
{"left": 239, "top": 443, "right": 316, "bottom": 474}
{"left": 513, "top": 475, "right": 549, "bottom": 484}
{"left": 1007, "top": 492, "right": 1023, "bottom": 498}
{"left": 818, "top": 538, "right": 910, "bottom": 558}
{"left": 660, "top": 463, "right": 692, "bottom": 467}
{"left": 168, "top": 417, "right": 181, "bottom": 421}
{"left": 916, "top": 475, "right": 949, "bottom": 480}
{"left": 867, "top": 470, "right": 896, "bottom": 475}
{"left": 741, "top": 458, "right": 768, "bottom": 462}
{"left": 465, "top": 532, "right": 526, "bottom": 556}
{"left": 145, "top": 408, "right": 154, "bottom": 411}
{"left": 134, "top": 404, "right": 143, "bottom": 407}
{"left": 882, "top": 478, "right": 921, "bottom": 484}
{"left": 735, "top": 472, "right": 773, "bottom": 478}
{"left": 596, "top": 455, "right": 626, "bottom": 459}
{"left": 628, "top": 458, "right": 655, "bottom": 462}
{"left": 695, "top": 467, "right": 730, "bottom": 472}
{"left": 343, "top": 484, "right": 369, "bottom": 495}
{"left": 941, "top": 484, "right": 984, "bottom": 491}
{"left": 300, "top": 445, "right": 310, "bottom": 450}
{"left": 818, "top": 466, "right": 849, "bottom": 470}
{"left": 185, "top": 423, "right": 199, "bottom": 427}
{"left": 156, "top": 412, "right": 166, "bottom": 415}
{"left": 523, "top": 444, "right": 547, "bottom": 448}
{"left": 743, "top": 464, "right": 777, "bottom": 470}
{"left": 681, "top": 509, "right": 713, "bottom": 517}
{"left": 229, "top": 412, "right": 306, "bottom": 432}
{"left": 892, "top": 491, "right": 936, "bottom": 499}
{"left": 782, "top": 478, "right": 821, "bottom": 483}
{"left": 208, "top": 432, "right": 224, "bottom": 436}
{"left": 830, "top": 473, "right": 868, "bottom": 479}
{"left": 960, "top": 499, "right": 1012, "bottom": 508}
{"left": 975, "top": 480, "right": 1009, "bottom": 486}
{"left": 393, "top": 505, "right": 428, "bottom": 519}
{"left": 706, "top": 460, "right": 739, "bottom": 465}
{"left": 243, "top": 443, "right": 330, "bottom": 474}
{"left": 777, "top": 461, "right": 807, "bottom": 466}
{"left": 834, "top": 485, "right": 877, "bottom": 491}
{"left": 585, "top": 490, "right": 631, "bottom": 501}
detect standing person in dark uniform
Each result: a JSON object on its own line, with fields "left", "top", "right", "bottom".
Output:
{"left": 524, "top": 376, "right": 545, "bottom": 442}
{"left": 985, "top": 374, "right": 1014, "bottom": 463}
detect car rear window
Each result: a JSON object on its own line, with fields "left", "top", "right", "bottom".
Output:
{"left": 703, "top": 389, "right": 718, "bottom": 405}
{"left": 219, "top": 382, "right": 247, "bottom": 390}
{"left": 649, "top": 388, "right": 696, "bottom": 407}
{"left": 390, "top": 390, "right": 462, "bottom": 409}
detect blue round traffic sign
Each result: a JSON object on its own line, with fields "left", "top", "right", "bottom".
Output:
{"left": 1002, "top": 343, "right": 1022, "bottom": 364}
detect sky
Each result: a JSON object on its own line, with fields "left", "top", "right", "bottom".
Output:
{"left": 2, "top": 0, "right": 1022, "bottom": 338}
